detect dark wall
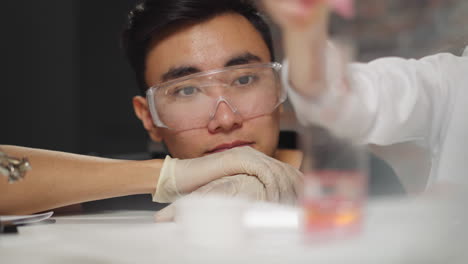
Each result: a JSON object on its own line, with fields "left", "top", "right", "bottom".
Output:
{"left": 2, "top": 1, "right": 79, "bottom": 152}
{"left": 1, "top": 0, "right": 149, "bottom": 155}
{"left": 78, "top": 0, "right": 147, "bottom": 155}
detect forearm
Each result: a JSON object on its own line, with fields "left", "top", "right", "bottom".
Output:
{"left": 282, "top": 4, "right": 329, "bottom": 99}
{"left": 0, "top": 145, "right": 162, "bottom": 215}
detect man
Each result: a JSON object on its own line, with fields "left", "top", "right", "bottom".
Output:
{"left": 126, "top": 0, "right": 284, "bottom": 160}
{"left": 0, "top": 0, "right": 302, "bottom": 215}
{"left": 124, "top": 0, "right": 305, "bottom": 204}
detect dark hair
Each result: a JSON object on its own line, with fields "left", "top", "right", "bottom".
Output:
{"left": 122, "top": 0, "right": 274, "bottom": 95}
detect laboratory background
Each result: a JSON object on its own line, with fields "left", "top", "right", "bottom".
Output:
{"left": 2, "top": 0, "right": 467, "bottom": 158}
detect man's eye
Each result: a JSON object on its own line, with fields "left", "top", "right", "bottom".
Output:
{"left": 174, "top": 86, "right": 198, "bottom": 96}
{"left": 234, "top": 75, "right": 257, "bottom": 86}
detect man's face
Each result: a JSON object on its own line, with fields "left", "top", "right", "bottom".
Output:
{"left": 133, "top": 13, "right": 281, "bottom": 159}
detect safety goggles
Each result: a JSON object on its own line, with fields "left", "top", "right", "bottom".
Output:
{"left": 146, "top": 62, "right": 286, "bottom": 132}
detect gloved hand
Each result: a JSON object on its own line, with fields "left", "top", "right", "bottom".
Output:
{"left": 194, "top": 174, "right": 269, "bottom": 201}
{"left": 153, "top": 146, "right": 303, "bottom": 203}
{"left": 154, "top": 174, "right": 265, "bottom": 222}
{"left": 154, "top": 153, "right": 303, "bottom": 222}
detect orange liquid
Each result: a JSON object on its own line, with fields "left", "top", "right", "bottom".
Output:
{"left": 303, "top": 199, "right": 362, "bottom": 234}
{"left": 302, "top": 171, "right": 366, "bottom": 237}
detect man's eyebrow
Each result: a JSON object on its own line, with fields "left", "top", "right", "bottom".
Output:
{"left": 224, "top": 52, "right": 262, "bottom": 67}
{"left": 161, "top": 66, "right": 201, "bottom": 82}
{"left": 160, "top": 52, "right": 262, "bottom": 82}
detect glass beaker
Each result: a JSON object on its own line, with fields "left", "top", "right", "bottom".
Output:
{"left": 299, "top": 126, "right": 368, "bottom": 240}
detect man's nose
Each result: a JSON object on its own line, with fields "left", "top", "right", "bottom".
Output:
{"left": 207, "top": 98, "right": 243, "bottom": 133}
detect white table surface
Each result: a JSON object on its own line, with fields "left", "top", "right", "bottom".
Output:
{"left": 0, "top": 196, "right": 466, "bottom": 264}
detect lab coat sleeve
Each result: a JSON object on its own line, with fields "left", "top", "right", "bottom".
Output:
{"left": 284, "top": 50, "right": 465, "bottom": 149}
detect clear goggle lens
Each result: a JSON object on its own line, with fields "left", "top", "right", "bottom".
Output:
{"left": 146, "top": 63, "right": 285, "bottom": 131}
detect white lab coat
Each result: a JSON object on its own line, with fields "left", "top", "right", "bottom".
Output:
{"left": 284, "top": 47, "right": 468, "bottom": 192}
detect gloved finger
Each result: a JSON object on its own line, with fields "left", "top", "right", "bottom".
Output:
{"left": 154, "top": 176, "right": 243, "bottom": 223}
{"left": 279, "top": 165, "right": 304, "bottom": 204}
{"left": 195, "top": 175, "right": 267, "bottom": 201}
{"left": 156, "top": 176, "right": 300, "bottom": 224}
{"left": 173, "top": 147, "right": 303, "bottom": 206}
{"left": 154, "top": 204, "right": 175, "bottom": 223}
{"left": 218, "top": 147, "right": 281, "bottom": 201}
{"left": 253, "top": 156, "right": 303, "bottom": 205}
{"left": 154, "top": 175, "right": 269, "bottom": 223}
{"left": 195, "top": 176, "right": 238, "bottom": 195}
{"left": 245, "top": 171, "right": 280, "bottom": 202}
{"left": 173, "top": 148, "right": 263, "bottom": 193}
{"left": 245, "top": 151, "right": 283, "bottom": 202}
{"left": 177, "top": 147, "right": 277, "bottom": 195}
{"left": 257, "top": 159, "right": 282, "bottom": 202}
{"left": 235, "top": 175, "right": 268, "bottom": 201}
{"left": 239, "top": 148, "right": 303, "bottom": 204}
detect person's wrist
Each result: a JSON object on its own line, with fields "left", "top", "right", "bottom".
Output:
{"left": 92, "top": 158, "right": 164, "bottom": 200}
{"left": 129, "top": 158, "right": 164, "bottom": 195}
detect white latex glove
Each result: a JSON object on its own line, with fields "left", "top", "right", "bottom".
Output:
{"left": 194, "top": 175, "right": 269, "bottom": 201}
{"left": 154, "top": 174, "right": 263, "bottom": 222}
{"left": 154, "top": 159, "right": 303, "bottom": 222}
{"left": 153, "top": 146, "right": 302, "bottom": 203}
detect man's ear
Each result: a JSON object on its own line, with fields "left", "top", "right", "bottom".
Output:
{"left": 132, "top": 96, "right": 163, "bottom": 142}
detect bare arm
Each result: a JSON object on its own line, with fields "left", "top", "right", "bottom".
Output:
{"left": 0, "top": 145, "right": 162, "bottom": 215}
{"left": 262, "top": 0, "right": 330, "bottom": 99}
